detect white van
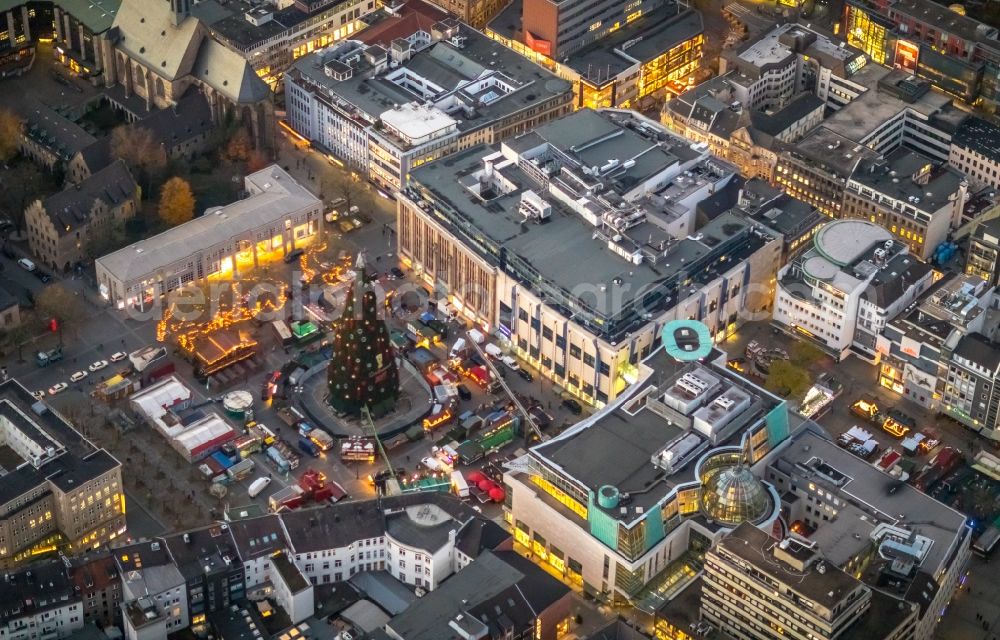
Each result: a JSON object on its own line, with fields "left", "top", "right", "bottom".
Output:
{"left": 467, "top": 329, "right": 486, "bottom": 345}
{"left": 17, "top": 258, "right": 35, "bottom": 272}
{"left": 501, "top": 355, "right": 520, "bottom": 372}
{"left": 484, "top": 343, "right": 503, "bottom": 360}
{"left": 248, "top": 476, "right": 271, "bottom": 498}
{"left": 420, "top": 456, "right": 443, "bottom": 472}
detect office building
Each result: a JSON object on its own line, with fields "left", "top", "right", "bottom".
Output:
{"left": 285, "top": 19, "right": 572, "bottom": 191}
{"left": 967, "top": 218, "right": 1000, "bottom": 286}
{"left": 95, "top": 165, "right": 322, "bottom": 309}
{"left": 843, "top": 149, "right": 968, "bottom": 261}
{"left": 817, "top": 67, "right": 961, "bottom": 163}
{"left": 760, "top": 426, "right": 971, "bottom": 640}
{"left": 950, "top": 116, "right": 1000, "bottom": 192}
{"left": 503, "top": 340, "right": 789, "bottom": 604}
{"left": 719, "top": 22, "right": 871, "bottom": 113}
{"left": 877, "top": 274, "right": 994, "bottom": 409}
{"left": 25, "top": 160, "right": 139, "bottom": 273}
{"left": 940, "top": 333, "right": 1000, "bottom": 440}
{"left": 554, "top": 8, "right": 704, "bottom": 111}
{"left": 702, "top": 522, "right": 915, "bottom": 640}
{"left": 733, "top": 178, "right": 826, "bottom": 259}
{"left": 663, "top": 74, "right": 825, "bottom": 180}
{"left": 0, "top": 379, "right": 125, "bottom": 569}
{"left": 775, "top": 127, "right": 880, "bottom": 217}
{"left": 399, "top": 109, "right": 782, "bottom": 406}
{"left": 499, "top": 0, "right": 669, "bottom": 60}
{"left": 278, "top": 492, "right": 505, "bottom": 590}
{"left": 844, "top": 0, "right": 1000, "bottom": 105}
{"left": 773, "top": 219, "right": 934, "bottom": 360}
{"left": 192, "top": 0, "right": 380, "bottom": 89}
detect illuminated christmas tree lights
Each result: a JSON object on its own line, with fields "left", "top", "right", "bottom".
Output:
{"left": 327, "top": 253, "right": 399, "bottom": 415}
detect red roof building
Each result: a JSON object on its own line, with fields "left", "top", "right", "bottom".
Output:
{"left": 356, "top": 0, "right": 449, "bottom": 48}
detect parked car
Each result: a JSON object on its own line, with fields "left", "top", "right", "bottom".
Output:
{"left": 562, "top": 397, "right": 583, "bottom": 415}
{"left": 390, "top": 267, "right": 405, "bottom": 279}
{"left": 456, "top": 383, "right": 472, "bottom": 401}
{"left": 48, "top": 382, "right": 68, "bottom": 395}
{"left": 69, "top": 371, "right": 88, "bottom": 382}
{"left": 89, "top": 360, "right": 108, "bottom": 372}
{"left": 17, "top": 258, "right": 35, "bottom": 272}
{"left": 110, "top": 351, "right": 128, "bottom": 362}
{"left": 33, "top": 270, "right": 51, "bottom": 283}
{"left": 283, "top": 248, "right": 304, "bottom": 263}
{"left": 31, "top": 390, "right": 45, "bottom": 400}
{"left": 517, "top": 368, "right": 533, "bottom": 382}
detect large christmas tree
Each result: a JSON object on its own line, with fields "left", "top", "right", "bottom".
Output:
{"left": 327, "top": 253, "right": 399, "bottom": 416}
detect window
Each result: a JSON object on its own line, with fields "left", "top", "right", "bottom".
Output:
{"left": 518, "top": 308, "right": 528, "bottom": 322}
{"left": 556, "top": 335, "right": 566, "bottom": 350}
{"left": 542, "top": 326, "right": 553, "bottom": 340}
{"left": 583, "top": 353, "right": 595, "bottom": 367}
{"left": 599, "top": 361, "right": 610, "bottom": 376}
{"left": 570, "top": 344, "right": 582, "bottom": 359}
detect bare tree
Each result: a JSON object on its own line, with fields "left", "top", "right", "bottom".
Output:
{"left": 110, "top": 125, "right": 167, "bottom": 195}
{"left": 0, "top": 108, "right": 23, "bottom": 164}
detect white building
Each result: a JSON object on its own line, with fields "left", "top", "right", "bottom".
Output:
{"left": 269, "top": 552, "right": 314, "bottom": 624}
{"left": 773, "top": 219, "right": 934, "bottom": 361}
{"left": 117, "top": 540, "right": 189, "bottom": 638}
{"left": 719, "top": 22, "right": 871, "bottom": 113}
{"left": 95, "top": 165, "right": 322, "bottom": 309}
{"left": 284, "top": 20, "right": 573, "bottom": 190}
{"left": 277, "top": 493, "right": 507, "bottom": 592}
{"left": 0, "top": 562, "right": 84, "bottom": 640}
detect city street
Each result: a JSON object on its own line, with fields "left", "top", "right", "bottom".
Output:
{"left": 0, "top": 129, "right": 591, "bottom": 533}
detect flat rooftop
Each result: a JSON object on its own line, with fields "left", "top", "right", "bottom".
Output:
{"left": 530, "top": 345, "right": 782, "bottom": 517}
{"left": 97, "top": 164, "right": 320, "bottom": 283}
{"left": 822, "top": 67, "right": 951, "bottom": 143}
{"left": 718, "top": 522, "right": 863, "bottom": 610}
{"left": 851, "top": 149, "right": 965, "bottom": 216}
{"left": 0, "top": 379, "right": 119, "bottom": 508}
{"left": 288, "top": 23, "right": 571, "bottom": 144}
{"left": 768, "top": 428, "right": 968, "bottom": 577}
{"left": 785, "top": 127, "right": 877, "bottom": 179}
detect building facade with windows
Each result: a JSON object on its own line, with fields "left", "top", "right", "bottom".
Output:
{"left": 843, "top": 149, "right": 968, "bottom": 261}
{"left": 876, "top": 274, "right": 993, "bottom": 410}
{"left": 25, "top": 160, "right": 138, "bottom": 273}
{"left": 773, "top": 219, "right": 934, "bottom": 360}
{"left": 398, "top": 109, "right": 781, "bottom": 406}
{"left": 940, "top": 333, "right": 1000, "bottom": 439}
{"left": 0, "top": 380, "right": 125, "bottom": 569}
{"left": 95, "top": 165, "right": 322, "bottom": 309}
{"left": 503, "top": 342, "right": 789, "bottom": 604}
{"left": 285, "top": 19, "right": 573, "bottom": 191}
{"left": 966, "top": 218, "right": 1000, "bottom": 286}
{"left": 950, "top": 116, "right": 1000, "bottom": 192}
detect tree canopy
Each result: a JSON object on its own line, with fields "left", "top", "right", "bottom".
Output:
{"left": 158, "top": 177, "right": 196, "bottom": 227}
